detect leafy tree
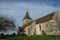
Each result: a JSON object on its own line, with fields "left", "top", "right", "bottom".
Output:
{"left": 13, "top": 33, "right": 16, "bottom": 36}
{"left": 0, "top": 16, "right": 16, "bottom": 32}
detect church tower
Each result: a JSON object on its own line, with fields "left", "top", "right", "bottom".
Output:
{"left": 22, "top": 10, "right": 32, "bottom": 24}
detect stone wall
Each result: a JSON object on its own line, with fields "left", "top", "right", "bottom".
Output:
{"left": 22, "top": 19, "right": 32, "bottom": 24}
{"left": 35, "top": 24, "right": 42, "bottom": 35}
{"left": 23, "top": 11, "right": 60, "bottom": 35}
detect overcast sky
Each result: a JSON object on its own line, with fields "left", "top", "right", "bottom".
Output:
{"left": 0, "top": 0, "right": 60, "bottom": 34}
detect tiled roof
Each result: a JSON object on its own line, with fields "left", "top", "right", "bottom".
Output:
{"left": 35, "top": 12, "right": 54, "bottom": 24}
{"left": 22, "top": 12, "right": 55, "bottom": 28}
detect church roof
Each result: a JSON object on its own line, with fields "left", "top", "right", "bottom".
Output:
{"left": 35, "top": 12, "right": 54, "bottom": 24}
{"left": 22, "top": 12, "right": 55, "bottom": 28}
{"left": 23, "top": 11, "right": 32, "bottom": 20}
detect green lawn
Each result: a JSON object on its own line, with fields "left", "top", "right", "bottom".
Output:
{"left": 0, "top": 35, "right": 60, "bottom": 40}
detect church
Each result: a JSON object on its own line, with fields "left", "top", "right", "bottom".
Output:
{"left": 17, "top": 10, "right": 60, "bottom": 36}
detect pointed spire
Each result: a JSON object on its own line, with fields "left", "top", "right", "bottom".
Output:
{"left": 23, "top": 9, "right": 32, "bottom": 20}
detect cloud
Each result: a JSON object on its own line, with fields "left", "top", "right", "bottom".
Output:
{"left": 0, "top": 2, "right": 60, "bottom": 27}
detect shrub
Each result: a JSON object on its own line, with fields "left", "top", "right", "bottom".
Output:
{"left": 0, "top": 33, "right": 5, "bottom": 38}
{"left": 13, "top": 33, "right": 16, "bottom": 36}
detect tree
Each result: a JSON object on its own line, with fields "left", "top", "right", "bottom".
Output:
{"left": 0, "top": 16, "right": 16, "bottom": 32}
{"left": 13, "top": 33, "right": 16, "bottom": 36}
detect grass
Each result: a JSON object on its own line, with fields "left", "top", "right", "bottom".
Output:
{"left": 0, "top": 35, "right": 60, "bottom": 40}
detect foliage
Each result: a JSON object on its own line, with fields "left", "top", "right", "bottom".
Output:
{"left": 0, "top": 16, "right": 16, "bottom": 32}
{"left": 0, "top": 33, "right": 5, "bottom": 39}
{"left": 13, "top": 33, "right": 15, "bottom": 35}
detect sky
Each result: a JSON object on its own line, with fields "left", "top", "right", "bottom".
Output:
{"left": 0, "top": 0, "right": 60, "bottom": 34}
